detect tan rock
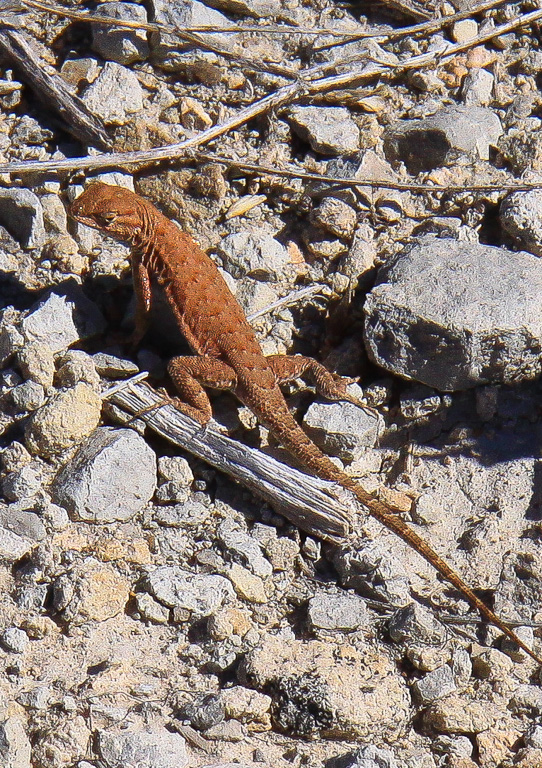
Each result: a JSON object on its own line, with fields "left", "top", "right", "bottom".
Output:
{"left": 227, "top": 563, "right": 268, "bottom": 604}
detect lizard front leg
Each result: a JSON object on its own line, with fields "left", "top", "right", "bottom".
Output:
{"left": 167, "top": 356, "right": 237, "bottom": 424}
{"left": 267, "top": 354, "right": 362, "bottom": 406}
{"left": 131, "top": 259, "right": 152, "bottom": 348}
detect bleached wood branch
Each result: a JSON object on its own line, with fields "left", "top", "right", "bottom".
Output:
{"left": 103, "top": 379, "right": 355, "bottom": 543}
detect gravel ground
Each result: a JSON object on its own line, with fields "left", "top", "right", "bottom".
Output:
{"left": 1, "top": 2, "right": 542, "bottom": 767}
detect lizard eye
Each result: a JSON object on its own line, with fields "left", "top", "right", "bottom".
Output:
{"left": 97, "top": 213, "right": 118, "bottom": 227}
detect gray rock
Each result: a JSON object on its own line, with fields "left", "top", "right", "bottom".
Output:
{"left": 150, "top": 0, "right": 235, "bottom": 65}
{"left": 307, "top": 592, "right": 368, "bottom": 631}
{"left": 509, "top": 685, "right": 542, "bottom": 717}
{"left": 51, "top": 427, "right": 157, "bottom": 523}
{"left": 0, "top": 717, "right": 32, "bottom": 768}
{"left": 0, "top": 323, "right": 23, "bottom": 367}
{"left": 96, "top": 726, "right": 188, "bottom": 768}
{"left": 339, "top": 745, "right": 399, "bottom": 768}
{"left": 0, "top": 527, "right": 33, "bottom": 561}
{"left": 288, "top": 106, "right": 360, "bottom": 156}
{"left": 0, "top": 503, "right": 46, "bottom": 541}
{"left": 303, "top": 393, "right": 381, "bottom": 462}
{"left": 236, "top": 279, "right": 279, "bottom": 317}
{"left": 40, "top": 193, "right": 68, "bottom": 234}
{"left": 364, "top": 237, "right": 542, "bottom": 390}
{"left": 1, "top": 441, "right": 31, "bottom": 473}
{"left": 0, "top": 627, "right": 28, "bottom": 654}
{"left": 399, "top": 384, "right": 442, "bottom": 420}
{"left": 9, "top": 380, "right": 45, "bottom": 412}
{"left": 92, "top": 352, "right": 140, "bottom": 377}
{"left": 333, "top": 542, "right": 411, "bottom": 607}
{"left": 92, "top": 3, "right": 149, "bottom": 64}
{"left": 22, "top": 287, "right": 105, "bottom": 354}
{"left": 384, "top": 106, "right": 502, "bottom": 173}
{"left": 217, "top": 519, "right": 272, "bottom": 577}
{"left": 217, "top": 232, "right": 293, "bottom": 282}
{"left": 16, "top": 341, "right": 55, "bottom": 388}
{"left": 157, "top": 456, "right": 194, "bottom": 485}
{"left": 462, "top": 67, "right": 494, "bottom": 106}
{"left": 154, "top": 499, "right": 210, "bottom": 527}
{"left": 501, "top": 189, "right": 542, "bottom": 256}
{"left": 0, "top": 188, "right": 45, "bottom": 249}
{"left": 25, "top": 383, "right": 102, "bottom": 457}
{"left": 134, "top": 592, "right": 170, "bottom": 624}
{"left": 176, "top": 693, "right": 224, "bottom": 730}
{"left": 311, "top": 197, "right": 358, "bottom": 239}
{"left": 1, "top": 465, "right": 43, "bottom": 502}
{"left": 146, "top": 566, "right": 234, "bottom": 617}
{"left": 17, "top": 685, "right": 51, "bottom": 709}
{"left": 412, "top": 664, "right": 456, "bottom": 704}
{"left": 81, "top": 62, "right": 144, "bottom": 125}
{"left": 388, "top": 603, "right": 447, "bottom": 646}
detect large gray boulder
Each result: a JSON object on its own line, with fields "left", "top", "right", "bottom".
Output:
{"left": 363, "top": 237, "right": 542, "bottom": 390}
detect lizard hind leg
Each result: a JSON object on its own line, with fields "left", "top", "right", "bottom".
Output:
{"left": 267, "top": 354, "right": 364, "bottom": 407}
{"left": 167, "top": 355, "right": 238, "bottom": 425}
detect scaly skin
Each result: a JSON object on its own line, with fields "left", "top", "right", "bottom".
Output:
{"left": 69, "top": 182, "right": 542, "bottom": 665}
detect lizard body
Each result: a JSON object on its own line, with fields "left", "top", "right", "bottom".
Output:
{"left": 70, "top": 182, "right": 542, "bottom": 665}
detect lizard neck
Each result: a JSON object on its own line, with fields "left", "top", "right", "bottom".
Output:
{"left": 131, "top": 199, "right": 161, "bottom": 270}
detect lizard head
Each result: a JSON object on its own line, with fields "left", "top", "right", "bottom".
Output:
{"left": 68, "top": 182, "right": 144, "bottom": 243}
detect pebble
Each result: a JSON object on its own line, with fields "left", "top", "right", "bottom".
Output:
{"left": 462, "top": 67, "right": 494, "bottom": 106}
{"left": 153, "top": 498, "right": 210, "bottom": 527}
{"left": 303, "top": 392, "right": 381, "bottom": 462}
{"left": 176, "top": 693, "right": 224, "bottom": 730}
{"left": 384, "top": 106, "right": 502, "bottom": 172}
{"left": 501, "top": 189, "right": 542, "bottom": 257}
{"left": 235, "top": 279, "right": 279, "bottom": 317}
{"left": 51, "top": 427, "right": 157, "bottom": 522}
{"left": 341, "top": 745, "right": 399, "bottom": 768}
{"left": 423, "top": 696, "right": 500, "bottom": 733}
{"left": 146, "top": 566, "right": 235, "bottom": 617}
{"left": 227, "top": 563, "right": 268, "bottom": 604}
{"left": 22, "top": 288, "right": 104, "bottom": 354}
{"left": 134, "top": 592, "right": 170, "bottom": 624}
{"left": 219, "top": 686, "right": 271, "bottom": 725}
{"left": 0, "top": 526, "right": 33, "bottom": 562}
{"left": 364, "top": 237, "right": 542, "bottom": 390}
{"left": 92, "top": 2, "right": 150, "bottom": 65}
{"left": 0, "top": 322, "right": 24, "bottom": 366}
{"left": 217, "top": 519, "right": 272, "bottom": 577}
{"left": 0, "top": 626, "right": 29, "bottom": 653}
{"left": 25, "top": 383, "right": 102, "bottom": 457}
{"left": 451, "top": 19, "right": 478, "bottom": 43}
{"left": 288, "top": 106, "right": 360, "bottom": 156}
{"left": 92, "top": 352, "right": 139, "bottom": 377}
{"left": 217, "top": 231, "right": 293, "bottom": 282}
{"left": 157, "top": 455, "right": 194, "bottom": 485}
{"left": 96, "top": 726, "right": 188, "bottom": 768}
{"left": 9, "top": 380, "right": 45, "bottom": 412}
{"left": 0, "top": 717, "right": 31, "bottom": 768}
{"left": 55, "top": 350, "right": 100, "bottom": 390}
{"left": 53, "top": 560, "right": 131, "bottom": 625}
{"left": 412, "top": 664, "right": 457, "bottom": 704}
{"left": 81, "top": 62, "right": 144, "bottom": 125}
{"left": 307, "top": 592, "right": 369, "bottom": 631}
{"left": 16, "top": 341, "right": 55, "bottom": 388}
{"left": 1, "top": 464, "right": 44, "bottom": 502}
{"left": 334, "top": 542, "right": 411, "bottom": 607}
{"left": 388, "top": 603, "right": 447, "bottom": 646}
{"left": 311, "top": 197, "right": 358, "bottom": 239}
{"left": 0, "top": 187, "right": 45, "bottom": 249}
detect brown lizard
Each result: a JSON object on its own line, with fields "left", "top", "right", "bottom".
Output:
{"left": 69, "top": 181, "right": 542, "bottom": 665}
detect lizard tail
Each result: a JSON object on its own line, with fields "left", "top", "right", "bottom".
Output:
{"left": 267, "top": 408, "right": 542, "bottom": 666}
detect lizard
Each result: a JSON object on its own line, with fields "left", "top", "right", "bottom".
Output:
{"left": 69, "top": 181, "right": 542, "bottom": 665}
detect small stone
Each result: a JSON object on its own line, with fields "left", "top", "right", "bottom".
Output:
{"left": 263, "top": 536, "right": 299, "bottom": 571}
{"left": 0, "top": 187, "right": 45, "bottom": 249}
{"left": 217, "top": 232, "right": 293, "bottom": 282}
{"left": 462, "top": 67, "right": 494, "bottom": 106}
{"left": 18, "top": 684, "right": 51, "bottom": 709}
{"left": 153, "top": 498, "right": 210, "bottom": 527}
{"left": 0, "top": 323, "right": 24, "bottom": 367}
{"left": 217, "top": 519, "right": 272, "bottom": 577}
{"left": 334, "top": 542, "right": 411, "bottom": 607}
{"left": 176, "top": 693, "right": 224, "bottom": 731}
{"left": 22, "top": 288, "right": 104, "bottom": 354}
{"left": 501, "top": 189, "right": 542, "bottom": 257}
{"left": 0, "top": 717, "right": 32, "bottom": 768}
{"left": 203, "top": 719, "right": 245, "bottom": 742}
{"left": 341, "top": 745, "right": 399, "bottom": 768}
{"left": 288, "top": 106, "right": 360, "bottom": 156}
{"left": 311, "top": 197, "right": 357, "bottom": 239}
{"left": 227, "top": 563, "right": 267, "bottom": 604}
{"left": 452, "top": 19, "right": 478, "bottom": 43}
{"left": 92, "top": 352, "right": 140, "bottom": 377}
{"left": 0, "top": 526, "right": 33, "bottom": 561}
{"left": 1, "top": 442, "right": 31, "bottom": 473}
{"left": 219, "top": 686, "right": 271, "bottom": 725}
{"left": 55, "top": 350, "right": 100, "bottom": 390}
{"left": 1, "top": 464, "right": 43, "bottom": 502}
{"left": 388, "top": 603, "right": 447, "bottom": 646}
{"left": 96, "top": 726, "right": 188, "bottom": 768}
{"left": 384, "top": 106, "right": 502, "bottom": 173}
{"left": 146, "top": 566, "right": 234, "bottom": 617}
{"left": 0, "top": 627, "right": 28, "bottom": 653}
{"left": 208, "top": 607, "right": 252, "bottom": 640}
{"left": 51, "top": 427, "right": 157, "bottom": 523}
{"left": 303, "top": 393, "right": 381, "bottom": 462}
{"left": 500, "top": 624, "right": 534, "bottom": 662}
{"left": 53, "top": 560, "right": 130, "bottom": 625}
{"left": 41, "top": 193, "right": 68, "bottom": 234}
{"left": 92, "top": 2, "right": 150, "bottom": 65}
{"left": 424, "top": 696, "right": 500, "bottom": 733}
{"left": 307, "top": 592, "right": 369, "bottom": 631}
{"left": 235, "top": 279, "right": 278, "bottom": 317}
{"left": 81, "top": 62, "right": 144, "bottom": 125}
{"left": 25, "top": 383, "right": 102, "bottom": 457}
{"left": 472, "top": 648, "right": 514, "bottom": 680}
{"left": 17, "top": 341, "right": 55, "bottom": 388}
{"left": 60, "top": 57, "right": 100, "bottom": 89}
{"left": 412, "top": 664, "right": 456, "bottom": 704}
{"left": 157, "top": 456, "right": 194, "bottom": 485}
{"left": 179, "top": 96, "right": 212, "bottom": 130}
{"left": 134, "top": 592, "right": 170, "bottom": 624}
{"left": 9, "top": 380, "right": 44, "bottom": 412}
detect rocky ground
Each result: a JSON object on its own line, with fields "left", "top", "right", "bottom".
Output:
{"left": 2, "top": 1, "right": 542, "bottom": 767}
